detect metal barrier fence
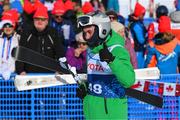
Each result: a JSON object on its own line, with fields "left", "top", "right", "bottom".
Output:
{"left": 128, "top": 74, "right": 180, "bottom": 120}
{"left": 0, "top": 74, "right": 180, "bottom": 120}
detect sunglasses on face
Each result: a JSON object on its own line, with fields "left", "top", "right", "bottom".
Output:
{"left": 109, "top": 16, "right": 116, "bottom": 20}
{"left": 3, "top": 24, "right": 13, "bottom": 28}
{"left": 34, "top": 18, "right": 47, "bottom": 21}
{"left": 78, "top": 42, "right": 87, "bottom": 45}
{"left": 55, "top": 15, "right": 63, "bottom": 19}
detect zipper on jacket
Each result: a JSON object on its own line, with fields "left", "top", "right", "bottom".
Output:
{"left": 104, "top": 98, "right": 108, "bottom": 114}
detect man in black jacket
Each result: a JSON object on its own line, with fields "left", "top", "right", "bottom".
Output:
{"left": 16, "top": 5, "right": 65, "bottom": 74}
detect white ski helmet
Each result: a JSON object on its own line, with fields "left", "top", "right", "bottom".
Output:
{"left": 77, "top": 11, "right": 111, "bottom": 39}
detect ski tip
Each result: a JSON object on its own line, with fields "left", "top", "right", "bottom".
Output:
{"left": 156, "top": 97, "right": 163, "bottom": 108}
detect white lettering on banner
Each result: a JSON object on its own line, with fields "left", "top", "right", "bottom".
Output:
{"left": 87, "top": 50, "right": 112, "bottom": 74}
{"left": 88, "top": 63, "right": 104, "bottom": 72}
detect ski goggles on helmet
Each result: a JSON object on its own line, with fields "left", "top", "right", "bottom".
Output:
{"left": 77, "top": 15, "right": 93, "bottom": 28}
{"left": 77, "top": 15, "right": 110, "bottom": 28}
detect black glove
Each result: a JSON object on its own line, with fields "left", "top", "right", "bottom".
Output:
{"left": 99, "top": 43, "right": 115, "bottom": 64}
{"left": 76, "top": 83, "right": 87, "bottom": 100}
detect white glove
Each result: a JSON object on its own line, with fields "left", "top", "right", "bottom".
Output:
{"left": 70, "top": 66, "right": 83, "bottom": 83}
{"left": 59, "top": 57, "right": 69, "bottom": 70}
{"left": 70, "top": 66, "right": 77, "bottom": 75}
{"left": 59, "top": 57, "right": 81, "bottom": 83}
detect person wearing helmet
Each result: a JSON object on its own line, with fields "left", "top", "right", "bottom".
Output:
{"left": 77, "top": 11, "right": 135, "bottom": 119}
{"left": 147, "top": 5, "right": 169, "bottom": 44}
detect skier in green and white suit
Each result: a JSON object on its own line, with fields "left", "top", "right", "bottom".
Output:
{"left": 77, "top": 11, "right": 135, "bottom": 120}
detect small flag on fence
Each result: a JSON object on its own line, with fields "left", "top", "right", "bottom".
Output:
{"left": 163, "top": 83, "right": 176, "bottom": 96}
{"left": 131, "top": 80, "right": 180, "bottom": 96}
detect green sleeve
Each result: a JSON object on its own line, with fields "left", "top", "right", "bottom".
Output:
{"left": 109, "top": 46, "right": 135, "bottom": 88}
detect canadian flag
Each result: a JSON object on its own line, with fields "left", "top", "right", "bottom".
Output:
{"left": 131, "top": 80, "right": 180, "bottom": 96}
{"left": 131, "top": 80, "right": 150, "bottom": 92}
{"left": 131, "top": 80, "right": 144, "bottom": 91}
{"left": 175, "top": 84, "right": 180, "bottom": 96}
{"left": 158, "top": 83, "right": 164, "bottom": 96}
{"left": 163, "top": 83, "right": 176, "bottom": 96}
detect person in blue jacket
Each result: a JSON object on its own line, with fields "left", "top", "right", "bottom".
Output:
{"left": 129, "top": 2, "right": 147, "bottom": 68}
{"left": 107, "top": 0, "right": 119, "bottom": 13}
{"left": 145, "top": 16, "right": 180, "bottom": 74}
{"left": 49, "top": 0, "right": 76, "bottom": 51}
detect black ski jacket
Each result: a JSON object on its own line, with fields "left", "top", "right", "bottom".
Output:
{"left": 16, "top": 26, "right": 65, "bottom": 74}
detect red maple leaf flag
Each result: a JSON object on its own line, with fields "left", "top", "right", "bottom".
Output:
{"left": 158, "top": 83, "right": 164, "bottom": 96}
{"left": 175, "top": 84, "right": 180, "bottom": 96}
{"left": 131, "top": 80, "right": 145, "bottom": 92}
{"left": 143, "top": 81, "right": 150, "bottom": 92}
{"left": 163, "top": 83, "right": 176, "bottom": 96}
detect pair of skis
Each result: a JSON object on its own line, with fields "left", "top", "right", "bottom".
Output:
{"left": 12, "top": 46, "right": 163, "bottom": 108}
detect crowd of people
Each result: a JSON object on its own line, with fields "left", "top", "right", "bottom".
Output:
{"left": 0, "top": 0, "right": 178, "bottom": 75}
{"left": 0, "top": 0, "right": 179, "bottom": 79}
{"left": 0, "top": 0, "right": 179, "bottom": 119}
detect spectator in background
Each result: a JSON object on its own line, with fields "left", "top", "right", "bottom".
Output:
{"left": 16, "top": 5, "right": 65, "bottom": 74}
{"left": 21, "top": 0, "right": 44, "bottom": 31}
{"left": 101, "top": 0, "right": 108, "bottom": 10}
{"left": 106, "top": 12, "right": 134, "bottom": 52}
{"left": 2, "top": 1, "right": 10, "bottom": 12}
{"left": 90, "top": 0, "right": 105, "bottom": 13}
{"left": 174, "top": 0, "right": 180, "bottom": 11}
{"left": 147, "top": 5, "right": 169, "bottom": 44}
{"left": 111, "top": 21, "right": 138, "bottom": 69}
{"left": 107, "top": 0, "right": 119, "bottom": 13}
{"left": 106, "top": 10, "right": 125, "bottom": 25}
{"left": 0, "top": 2, "right": 3, "bottom": 18}
{"left": 145, "top": 16, "right": 180, "bottom": 74}
{"left": 43, "top": 0, "right": 54, "bottom": 12}
{"left": 170, "top": 2, "right": 180, "bottom": 41}
{"left": 1, "top": 9, "right": 20, "bottom": 34}
{"left": 74, "top": 0, "right": 83, "bottom": 16}
{"left": 118, "top": 14, "right": 126, "bottom": 25}
{"left": 169, "top": 2, "right": 180, "bottom": 72}
{"left": 1, "top": 9, "right": 19, "bottom": 25}
{"left": 81, "top": 1, "right": 94, "bottom": 14}
{"left": 50, "top": 0, "right": 66, "bottom": 47}
{"left": 10, "top": 0, "right": 23, "bottom": 14}
{"left": 10, "top": 0, "right": 24, "bottom": 33}
{"left": 0, "top": 19, "right": 19, "bottom": 80}
{"left": 63, "top": 0, "right": 77, "bottom": 35}
{"left": 64, "top": 0, "right": 75, "bottom": 10}
{"left": 128, "top": 2, "right": 147, "bottom": 68}
{"left": 66, "top": 32, "right": 87, "bottom": 73}
{"left": 106, "top": 10, "right": 118, "bottom": 22}
{"left": 50, "top": 0, "right": 76, "bottom": 51}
